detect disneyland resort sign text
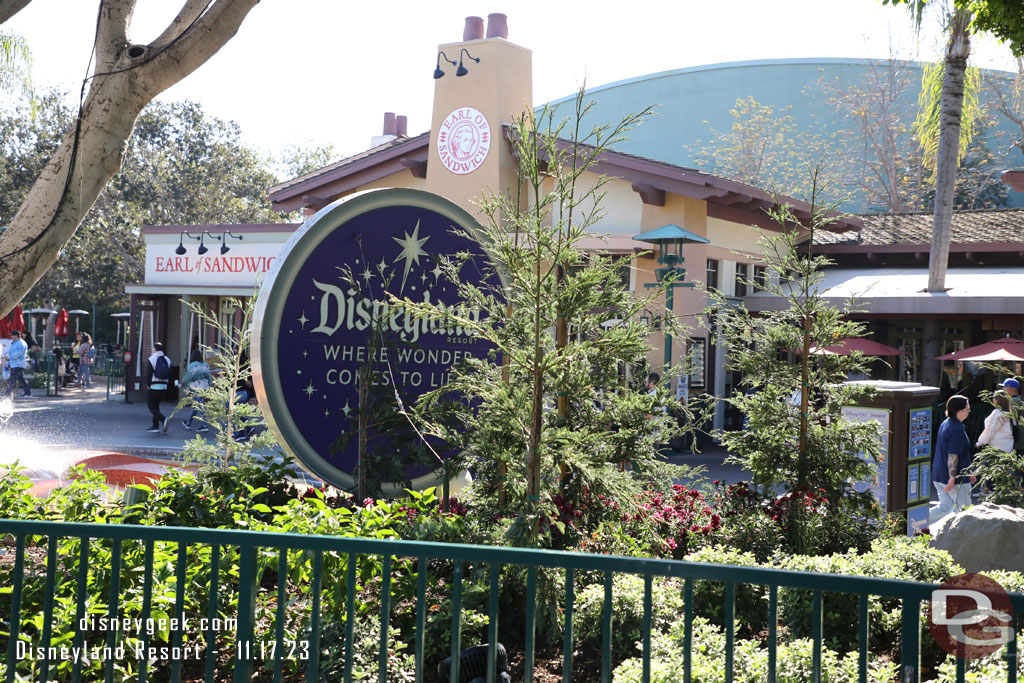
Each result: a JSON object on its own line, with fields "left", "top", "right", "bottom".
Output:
{"left": 309, "top": 279, "right": 482, "bottom": 388}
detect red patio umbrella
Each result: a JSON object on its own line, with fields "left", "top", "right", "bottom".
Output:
{"left": 10, "top": 305, "right": 26, "bottom": 333}
{"left": 813, "top": 338, "right": 905, "bottom": 357}
{"left": 935, "top": 337, "right": 1024, "bottom": 362}
{"left": 54, "top": 308, "right": 70, "bottom": 337}
{"left": 0, "top": 315, "right": 10, "bottom": 338}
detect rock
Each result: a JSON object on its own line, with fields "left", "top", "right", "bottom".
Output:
{"left": 931, "top": 502, "right": 1024, "bottom": 573}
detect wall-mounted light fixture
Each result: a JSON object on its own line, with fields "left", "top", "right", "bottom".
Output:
{"left": 175, "top": 230, "right": 243, "bottom": 255}
{"left": 219, "top": 231, "right": 243, "bottom": 255}
{"left": 433, "top": 51, "right": 457, "bottom": 79}
{"left": 455, "top": 48, "right": 479, "bottom": 77}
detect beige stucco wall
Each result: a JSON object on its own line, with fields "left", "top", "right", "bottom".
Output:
{"left": 425, "top": 37, "right": 533, "bottom": 221}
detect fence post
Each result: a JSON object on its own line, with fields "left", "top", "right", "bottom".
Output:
{"left": 901, "top": 598, "right": 920, "bottom": 683}
{"left": 234, "top": 544, "right": 258, "bottom": 683}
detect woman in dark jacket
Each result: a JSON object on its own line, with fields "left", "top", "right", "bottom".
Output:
{"left": 931, "top": 394, "right": 974, "bottom": 524}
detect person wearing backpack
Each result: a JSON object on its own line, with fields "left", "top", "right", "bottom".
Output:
{"left": 180, "top": 348, "right": 212, "bottom": 433}
{"left": 997, "top": 378, "right": 1024, "bottom": 453}
{"left": 145, "top": 342, "right": 172, "bottom": 433}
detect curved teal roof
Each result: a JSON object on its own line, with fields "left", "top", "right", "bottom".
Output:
{"left": 544, "top": 58, "right": 1024, "bottom": 212}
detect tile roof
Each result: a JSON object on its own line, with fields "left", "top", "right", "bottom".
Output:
{"left": 814, "top": 208, "right": 1024, "bottom": 246}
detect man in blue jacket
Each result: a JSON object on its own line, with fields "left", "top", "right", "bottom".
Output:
{"left": 931, "top": 394, "right": 975, "bottom": 525}
{"left": 3, "top": 330, "right": 32, "bottom": 398}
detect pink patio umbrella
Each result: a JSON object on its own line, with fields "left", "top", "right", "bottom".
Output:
{"left": 812, "top": 338, "right": 905, "bottom": 357}
{"left": 935, "top": 337, "right": 1024, "bottom": 362}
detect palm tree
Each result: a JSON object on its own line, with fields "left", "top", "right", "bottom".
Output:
{"left": 926, "top": 7, "right": 973, "bottom": 293}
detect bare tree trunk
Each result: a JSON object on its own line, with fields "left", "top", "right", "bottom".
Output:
{"left": 0, "top": 0, "right": 260, "bottom": 314}
{"left": 0, "top": 0, "right": 32, "bottom": 24}
{"left": 928, "top": 10, "right": 971, "bottom": 293}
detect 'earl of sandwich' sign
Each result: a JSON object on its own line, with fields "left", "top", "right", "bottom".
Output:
{"left": 253, "top": 188, "right": 495, "bottom": 495}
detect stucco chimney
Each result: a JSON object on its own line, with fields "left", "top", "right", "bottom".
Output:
{"left": 464, "top": 16, "right": 484, "bottom": 41}
{"left": 395, "top": 115, "right": 408, "bottom": 137}
{"left": 486, "top": 13, "right": 508, "bottom": 39}
{"left": 371, "top": 112, "right": 399, "bottom": 147}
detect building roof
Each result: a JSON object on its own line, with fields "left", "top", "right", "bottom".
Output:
{"left": 266, "top": 126, "right": 863, "bottom": 233}
{"left": 812, "top": 208, "right": 1024, "bottom": 253}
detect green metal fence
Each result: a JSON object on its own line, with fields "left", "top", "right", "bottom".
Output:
{"left": 105, "top": 358, "right": 127, "bottom": 400}
{"left": 1, "top": 518, "right": 1022, "bottom": 683}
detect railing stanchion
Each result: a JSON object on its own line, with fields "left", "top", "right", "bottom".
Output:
{"left": 205, "top": 544, "right": 220, "bottom": 683}
{"left": 563, "top": 568, "right": 574, "bottom": 683}
{"left": 273, "top": 548, "right": 288, "bottom": 683}
{"left": 812, "top": 589, "right": 823, "bottom": 683}
{"left": 449, "top": 561, "right": 464, "bottom": 683}
{"left": 308, "top": 550, "right": 323, "bottom": 683}
{"left": 643, "top": 575, "right": 653, "bottom": 683}
{"left": 40, "top": 535, "right": 59, "bottom": 682}
{"left": 601, "top": 570, "right": 613, "bottom": 683}
{"left": 72, "top": 537, "right": 90, "bottom": 683}
{"left": 171, "top": 542, "right": 188, "bottom": 683}
{"left": 139, "top": 539, "right": 155, "bottom": 683}
{"left": 769, "top": 585, "right": 778, "bottom": 683}
{"left": 526, "top": 566, "right": 538, "bottom": 683}
{"left": 415, "top": 557, "right": 427, "bottom": 683}
{"left": 489, "top": 564, "right": 501, "bottom": 683}
{"left": 684, "top": 578, "right": 693, "bottom": 683}
{"left": 104, "top": 539, "right": 123, "bottom": 683}
{"left": 234, "top": 543, "right": 258, "bottom": 683}
{"left": 379, "top": 554, "right": 392, "bottom": 683}
{"left": 858, "top": 594, "right": 869, "bottom": 683}
{"left": 901, "top": 597, "right": 920, "bottom": 683}
{"left": 344, "top": 553, "right": 357, "bottom": 683}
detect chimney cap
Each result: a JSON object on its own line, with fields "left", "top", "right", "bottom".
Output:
{"left": 486, "top": 13, "right": 508, "bottom": 39}
{"left": 464, "top": 16, "right": 484, "bottom": 41}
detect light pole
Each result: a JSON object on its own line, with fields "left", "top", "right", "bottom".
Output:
{"left": 633, "top": 224, "right": 709, "bottom": 372}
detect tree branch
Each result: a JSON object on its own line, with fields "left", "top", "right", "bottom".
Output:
{"left": 140, "top": 0, "right": 259, "bottom": 88}
{"left": 0, "top": 0, "right": 32, "bottom": 25}
{"left": 152, "top": 0, "right": 212, "bottom": 49}
{"left": 96, "top": 0, "right": 133, "bottom": 73}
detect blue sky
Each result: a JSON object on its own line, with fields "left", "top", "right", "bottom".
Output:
{"left": 7, "top": 0, "right": 1021, "bottom": 161}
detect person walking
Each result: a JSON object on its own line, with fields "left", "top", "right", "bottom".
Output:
{"left": 930, "top": 394, "right": 975, "bottom": 525}
{"left": 976, "top": 390, "right": 1014, "bottom": 453}
{"left": 2, "top": 330, "right": 32, "bottom": 398}
{"left": 998, "top": 378, "right": 1024, "bottom": 453}
{"left": 145, "top": 342, "right": 172, "bottom": 433}
{"left": 70, "top": 331, "right": 83, "bottom": 384}
{"left": 77, "top": 332, "right": 94, "bottom": 389}
{"left": 180, "top": 349, "right": 212, "bottom": 433}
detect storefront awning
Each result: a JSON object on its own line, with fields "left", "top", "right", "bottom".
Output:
{"left": 744, "top": 267, "right": 1024, "bottom": 316}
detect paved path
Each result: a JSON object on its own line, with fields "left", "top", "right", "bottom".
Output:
{"left": 0, "top": 379, "right": 752, "bottom": 491}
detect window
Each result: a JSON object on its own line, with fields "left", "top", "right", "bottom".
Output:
{"left": 706, "top": 259, "right": 719, "bottom": 290}
{"left": 735, "top": 263, "right": 748, "bottom": 297}
{"left": 688, "top": 337, "right": 707, "bottom": 388}
{"left": 753, "top": 265, "right": 767, "bottom": 292}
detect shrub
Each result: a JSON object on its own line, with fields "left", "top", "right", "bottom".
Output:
{"left": 613, "top": 616, "right": 898, "bottom": 683}
{"left": 0, "top": 463, "right": 37, "bottom": 519}
{"left": 775, "top": 536, "right": 961, "bottom": 659}
{"left": 684, "top": 545, "right": 768, "bottom": 636}
{"left": 574, "top": 574, "right": 685, "bottom": 663}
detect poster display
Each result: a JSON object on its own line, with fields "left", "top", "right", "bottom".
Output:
{"left": 907, "top": 463, "right": 919, "bottom": 502}
{"left": 842, "top": 406, "right": 891, "bottom": 509}
{"left": 919, "top": 462, "right": 931, "bottom": 497}
{"left": 909, "top": 407, "right": 932, "bottom": 461}
{"left": 906, "top": 503, "right": 929, "bottom": 537}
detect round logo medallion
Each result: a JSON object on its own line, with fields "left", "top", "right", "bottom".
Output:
{"left": 437, "top": 107, "right": 491, "bottom": 175}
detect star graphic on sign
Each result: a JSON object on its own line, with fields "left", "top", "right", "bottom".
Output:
{"left": 431, "top": 263, "right": 443, "bottom": 283}
{"left": 392, "top": 220, "right": 431, "bottom": 294}
{"left": 302, "top": 349, "right": 308, "bottom": 359}
{"left": 362, "top": 266, "right": 374, "bottom": 284}
{"left": 420, "top": 270, "right": 428, "bottom": 284}
{"left": 341, "top": 400, "right": 352, "bottom": 417}
{"left": 303, "top": 381, "right": 317, "bottom": 400}
{"left": 323, "top": 408, "right": 330, "bottom": 417}
{"left": 297, "top": 311, "right": 309, "bottom": 329}
{"left": 377, "top": 257, "right": 389, "bottom": 274}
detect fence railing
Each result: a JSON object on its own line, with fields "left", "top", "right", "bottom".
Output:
{"left": 105, "top": 358, "right": 126, "bottom": 400}
{"left": 1, "top": 518, "right": 1022, "bottom": 683}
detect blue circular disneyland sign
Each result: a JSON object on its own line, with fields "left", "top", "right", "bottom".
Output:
{"left": 253, "top": 189, "right": 495, "bottom": 495}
